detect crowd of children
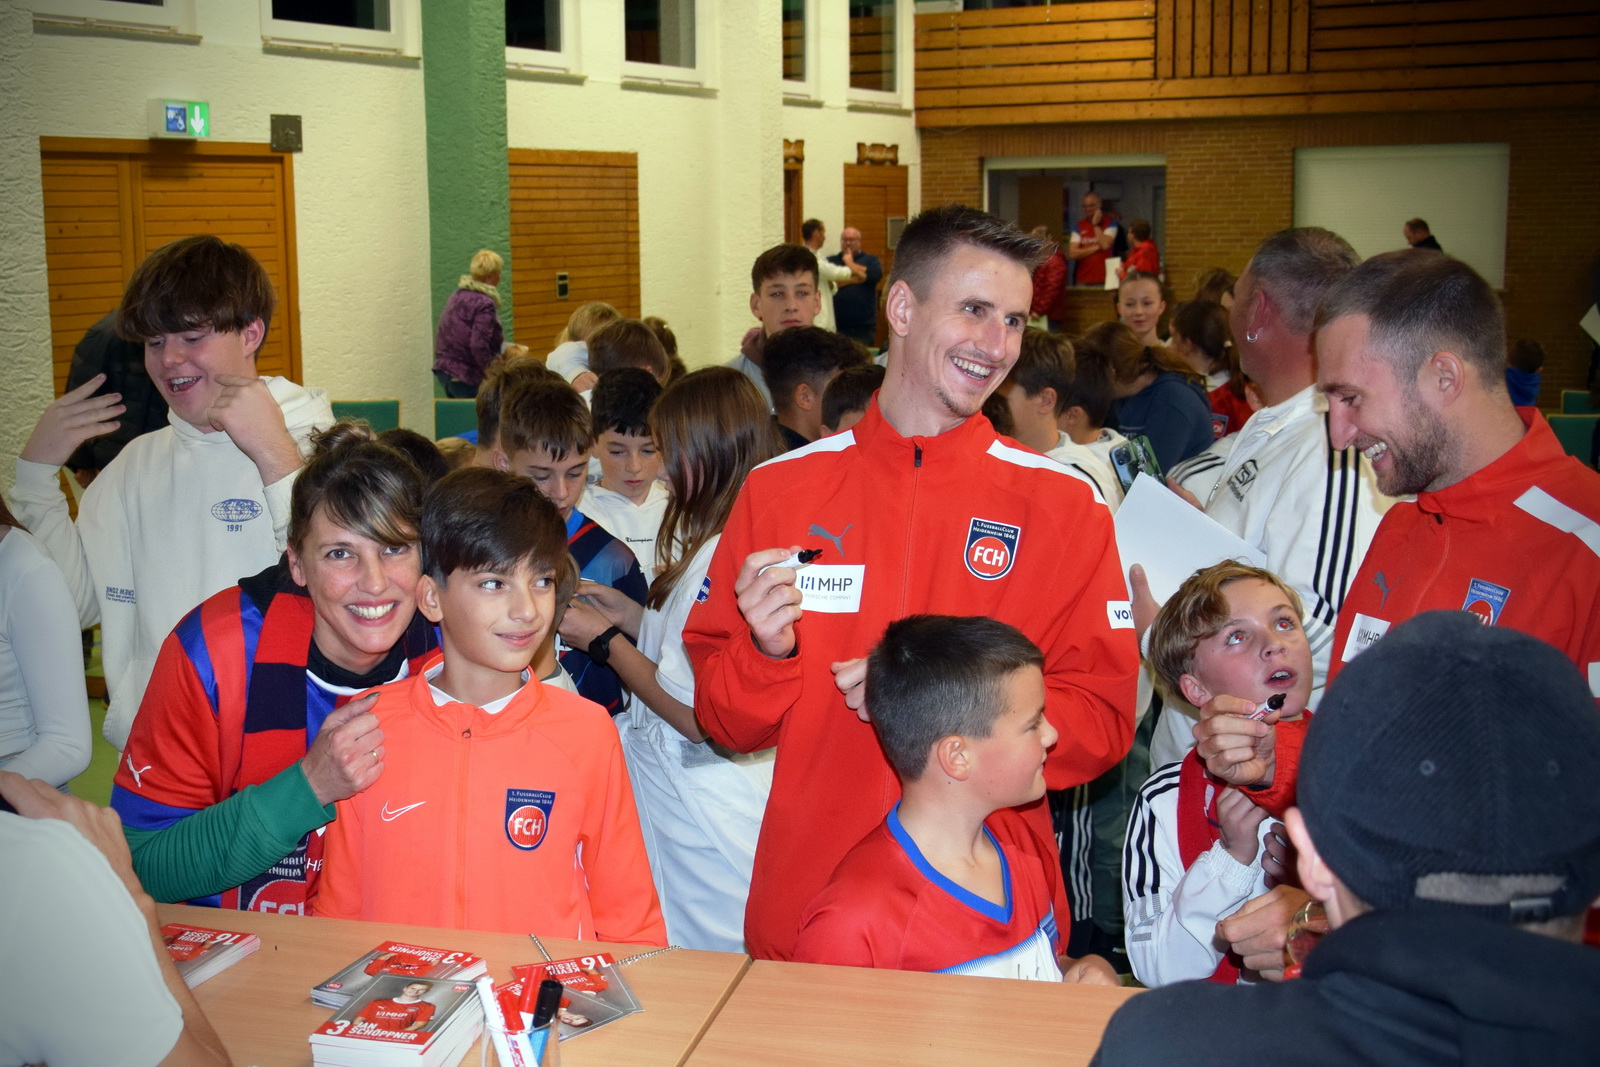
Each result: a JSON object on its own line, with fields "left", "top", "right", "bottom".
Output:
{"left": 4, "top": 202, "right": 1600, "bottom": 1066}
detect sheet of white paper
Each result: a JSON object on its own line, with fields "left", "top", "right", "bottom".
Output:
{"left": 1581, "top": 304, "right": 1600, "bottom": 346}
{"left": 1102, "top": 258, "right": 1122, "bottom": 290}
{"left": 1113, "top": 474, "right": 1268, "bottom": 602}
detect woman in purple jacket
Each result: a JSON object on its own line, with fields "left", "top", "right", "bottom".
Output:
{"left": 432, "top": 249, "right": 506, "bottom": 398}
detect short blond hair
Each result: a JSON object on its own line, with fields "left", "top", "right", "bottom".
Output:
{"left": 470, "top": 249, "right": 503, "bottom": 281}
{"left": 555, "top": 301, "right": 620, "bottom": 346}
{"left": 1147, "top": 561, "right": 1303, "bottom": 693}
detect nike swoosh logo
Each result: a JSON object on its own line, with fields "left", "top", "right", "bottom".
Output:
{"left": 381, "top": 801, "right": 427, "bottom": 822}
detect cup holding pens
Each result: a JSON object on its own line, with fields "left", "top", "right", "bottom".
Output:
{"left": 1282, "top": 898, "right": 1330, "bottom": 980}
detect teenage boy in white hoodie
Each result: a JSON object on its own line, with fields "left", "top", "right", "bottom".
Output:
{"left": 12, "top": 235, "right": 332, "bottom": 750}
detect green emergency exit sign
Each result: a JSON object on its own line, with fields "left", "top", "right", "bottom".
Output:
{"left": 148, "top": 99, "right": 210, "bottom": 139}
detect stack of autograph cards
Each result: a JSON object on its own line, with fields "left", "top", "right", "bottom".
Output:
{"left": 501, "top": 952, "right": 642, "bottom": 1041}
{"left": 310, "top": 975, "right": 483, "bottom": 1067}
{"left": 312, "top": 941, "right": 488, "bottom": 1010}
{"left": 160, "top": 922, "right": 261, "bottom": 988}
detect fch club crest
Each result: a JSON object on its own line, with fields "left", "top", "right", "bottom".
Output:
{"left": 1461, "top": 578, "right": 1511, "bottom": 626}
{"left": 505, "top": 788, "right": 556, "bottom": 850}
{"left": 964, "top": 518, "right": 1020, "bottom": 580}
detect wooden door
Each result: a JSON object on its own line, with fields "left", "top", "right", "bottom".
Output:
{"left": 842, "top": 162, "right": 908, "bottom": 350}
{"left": 1017, "top": 175, "right": 1065, "bottom": 237}
{"left": 507, "top": 149, "right": 641, "bottom": 350}
{"left": 40, "top": 138, "right": 301, "bottom": 394}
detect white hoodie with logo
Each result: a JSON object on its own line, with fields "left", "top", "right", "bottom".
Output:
{"left": 11, "top": 377, "right": 332, "bottom": 749}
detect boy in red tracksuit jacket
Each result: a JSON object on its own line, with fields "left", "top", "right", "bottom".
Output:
{"left": 794, "top": 616, "right": 1117, "bottom": 985}
{"left": 313, "top": 467, "right": 666, "bottom": 945}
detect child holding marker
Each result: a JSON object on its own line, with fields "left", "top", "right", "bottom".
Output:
{"left": 1121, "top": 561, "right": 1313, "bottom": 987}
{"left": 311, "top": 467, "right": 665, "bottom": 944}
{"left": 793, "top": 615, "right": 1119, "bottom": 984}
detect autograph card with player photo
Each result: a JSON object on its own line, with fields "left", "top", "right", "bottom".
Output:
{"left": 311, "top": 976, "right": 483, "bottom": 1066}
{"left": 160, "top": 922, "right": 260, "bottom": 988}
{"left": 496, "top": 974, "right": 631, "bottom": 1042}
{"left": 312, "top": 941, "right": 488, "bottom": 1009}
{"left": 513, "top": 952, "right": 641, "bottom": 1016}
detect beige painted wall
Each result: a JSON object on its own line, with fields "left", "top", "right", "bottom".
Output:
{"left": 506, "top": 1, "right": 918, "bottom": 370}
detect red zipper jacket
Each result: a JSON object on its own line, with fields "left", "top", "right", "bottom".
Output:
{"left": 684, "top": 399, "right": 1138, "bottom": 959}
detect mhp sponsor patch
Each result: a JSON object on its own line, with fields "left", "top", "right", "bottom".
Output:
{"left": 795, "top": 565, "right": 865, "bottom": 613}
{"left": 965, "top": 518, "right": 1020, "bottom": 580}
{"left": 505, "top": 789, "right": 555, "bottom": 851}
{"left": 211, "top": 498, "right": 264, "bottom": 523}
{"left": 1461, "top": 578, "right": 1510, "bottom": 626}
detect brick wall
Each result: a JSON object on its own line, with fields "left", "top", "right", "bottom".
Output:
{"left": 922, "top": 108, "right": 1600, "bottom": 405}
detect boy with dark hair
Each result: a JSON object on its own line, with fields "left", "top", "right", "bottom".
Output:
{"left": 471, "top": 353, "right": 559, "bottom": 461}
{"left": 761, "top": 326, "right": 867, "bottom": 450}
{"left": 497, "top": 377, "right": 647, "bottom": 715}
{"left": 586, "top": 319, "right": 670, "bottom": 384}
{"left": 820, "top": 362, "right": 885, "bottom": 435}
{"left": 726, "top": 243, "right": 822, "bottom": 408}
{"left": 12, "top": 234, "right": 333, "bottom": 749}
{"left": 1123, "top": 561, "right": 1313, "bottom": 988}
{"left": 794, "top": 615, "right": 1119, "bottom": 984}
{"left": 998, "top": 329, "right": 1122, "bottom": 507}
{"left": 581, "top": 368, "right": 668, "bottom": 578}
{"left": 1097, "top": 612, "right": 1600, "bottom": 1064}
{"left": 312, "top": 467, "right": 666, "bottom": 943}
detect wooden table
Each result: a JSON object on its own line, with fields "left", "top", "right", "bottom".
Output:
{"left": 685, "top": 959, "right": 1140, "bottom": 1067}
{"left": 158, "top": 904, "right": 749, "bottom": 1067}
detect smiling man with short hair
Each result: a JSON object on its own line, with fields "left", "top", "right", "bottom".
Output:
{"left": 685, "top": 204, "right": 1138, "bottom": 961}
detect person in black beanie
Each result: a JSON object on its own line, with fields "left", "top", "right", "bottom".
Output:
{"left": 1092, "top": 611, "right": 1600, "bottom": 1067}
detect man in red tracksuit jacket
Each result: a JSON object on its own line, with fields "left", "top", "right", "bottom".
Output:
{"left": 684, "top": 205, "right": 1139, "bottom": 961}
{"left": 1192, "top": 250, "right": 1600, "bottom": 972}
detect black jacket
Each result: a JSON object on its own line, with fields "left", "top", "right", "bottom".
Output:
{"left": 1091, "top": 909, "right": 1600, "bottom": 1066}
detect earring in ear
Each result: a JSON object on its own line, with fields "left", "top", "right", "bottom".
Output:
{"left": 1245, "top": 329, "right": 1259, "bottom": 344}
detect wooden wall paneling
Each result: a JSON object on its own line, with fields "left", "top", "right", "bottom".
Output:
{"left": 911, "top": 2, "right": 1600, "bottom": 127}
{"left": 919, "top": 60, "right": 1156, "bottom": 93}
{"left": 917, "top": 37, "right": 1155, "bottom": 71}
{"left": 1175, "top": 0, "right": 1194, "bottom": 78}
{"left": 1314, "top": 16, "right": 1600, "bottom": 51}
{"left": 918, "top": 16, "right": 1153, "bottom": 50}
{"left": 1210, "top": 0, "right": 1229, "bottom": 76}
{"left": 506, "top": 148, "right": 640, "bottom": 351}
{"left": 1313, "top": 38, "right": 1597, "bottom": 72}
{"left": 1232, "top": 0, "right": 1253, "bottom": 75}
{"left": 1157, "top": 0, "right": 1176, "bottom": 78}
{"left": 1250, "top": 0, "right": 1269, "bottom": 74}
{"left": 1266, "top": 0, "right": 1286, "bottom": 73}
{"left": 1312, "top": 0, "right": 1597, "bottom": 30}
{"left": 917, "top": 80, "right": 1597, "bottom": 126}
{"left": 41, "top": 158, "right": 129, "bottom": 394}
{"left": 1290, "top": 0, "right": 1311, "bottom": 72}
